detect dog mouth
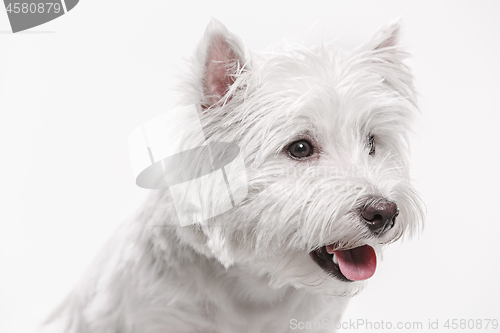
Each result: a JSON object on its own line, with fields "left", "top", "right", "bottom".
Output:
{"left": 309, "top": 244, "right": 377, "bottom": 282}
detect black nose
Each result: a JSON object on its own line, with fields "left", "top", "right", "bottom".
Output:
{"left": 361, "top": 198, "right": 399, "bottom": 235}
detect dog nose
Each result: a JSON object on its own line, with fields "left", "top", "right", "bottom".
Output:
{"left": 361, "top": 198, "right": 399, "bottom": 235}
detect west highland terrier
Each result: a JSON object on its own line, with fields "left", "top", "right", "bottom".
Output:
{"left": 42, "top": 19, "right": 424, "bottom": 333}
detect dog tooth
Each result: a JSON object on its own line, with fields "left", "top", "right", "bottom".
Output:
{"left": 332, "top": 253, "right": 338, "bottom": 265}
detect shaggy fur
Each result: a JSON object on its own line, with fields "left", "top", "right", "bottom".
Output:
{"left": 41, "top": 19, "right": 424, "bottom": 333}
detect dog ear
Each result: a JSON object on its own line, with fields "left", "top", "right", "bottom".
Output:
{"left": 361, "top": 19, "right": 401, "bottom": 52}
{"left": 358, "top": 20, "right": 416, "bottom": 105}
{"left": 199, "top": 19, "right": 247, "bottom": 109}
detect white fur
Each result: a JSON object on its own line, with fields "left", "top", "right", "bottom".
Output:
{"left": 41, "top": 19, "right": 424, "bottom": 333}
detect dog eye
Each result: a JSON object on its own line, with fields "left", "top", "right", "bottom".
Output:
{"left": 367, "top": 135, "right": 375, "bottom": 155}
{"left": 288, "top": 140, "right": 314, "bottom": 159}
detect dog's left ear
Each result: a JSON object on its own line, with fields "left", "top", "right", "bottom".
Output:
{"left": 359, "top": 20, "right": 416, "bottom": 104}
{"left": 198, "top": 19, "right": 248, "bottom": 109}
{"left": 362, "top": 20, "right": 401, "bottom": 51}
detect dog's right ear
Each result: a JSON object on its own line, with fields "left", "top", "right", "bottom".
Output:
{"left": 198, "top": 19, "right": 247, "bottom": 110}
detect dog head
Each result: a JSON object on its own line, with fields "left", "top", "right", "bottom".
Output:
{"left": 171, "top": 19, "right": 424, "bottom": 297}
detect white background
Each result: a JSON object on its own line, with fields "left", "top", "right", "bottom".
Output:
{"left": 1, "top": 1, "right": 499, "bottom": 332}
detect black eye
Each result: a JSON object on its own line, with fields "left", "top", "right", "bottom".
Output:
{"left": 367, "top": 134, "right": 375, "bottom": 155}
{"left": 288, "top": 140, "right": 313, "bottom": 159}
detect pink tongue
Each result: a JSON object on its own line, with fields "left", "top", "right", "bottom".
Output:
{"left": 327, "top": 245, "right": 377, "bottom": 281}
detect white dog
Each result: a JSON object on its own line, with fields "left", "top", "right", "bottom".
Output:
{"left": 42, "top": 19, "right": 424, "bottom": 333}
